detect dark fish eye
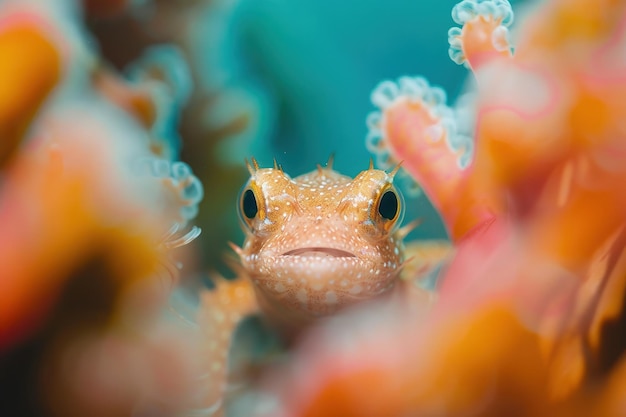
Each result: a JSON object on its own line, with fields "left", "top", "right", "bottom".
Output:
{"left": 378, "top": 189, "right": 398, "bottom": 221}
{"left": 242, "top": 189, "right": 258, "bottom": 219}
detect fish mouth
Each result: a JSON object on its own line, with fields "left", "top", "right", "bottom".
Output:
{"left": 282, "top": 247, "right": 356, "bottom": 258}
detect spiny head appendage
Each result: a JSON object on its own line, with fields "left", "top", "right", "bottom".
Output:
{"left": 388, "top": 161, "right": 403, "bottom": 180}
{"left": 245, "top": 157, "right": 260, "bottom": 175}
{"left": 396, "top": 218, "right": 421, "bottom": 240}
{"left": 366, "top": 76, "right": 474, "bottom": 174}
{"left": 448, "top": 0, "right": 515, "bottom": 67}
{"left": 228, "top": 241, "right": 244, "bottom": 258}
{"left": 317, "top": 153, "right": 335, "bottom": 174}
{"left": 326, "top": 153, "right": 335, "bottom": 169}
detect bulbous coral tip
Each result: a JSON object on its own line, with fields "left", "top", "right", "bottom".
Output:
{"left": 365, "top": 111, "right": 382, "bottom": 133}
{"left": 371, "top": 80, "right": 401, "bottom": 109}
{"left": 452, "top": 0, "right": 514, "bottom": 27}
{"left": 127, "top": 45, "right": 193, "bottom": 107}
{"left": 365, "top": 128, "right": 384, "bottom": 154}
{"left": 448, "top": 0, "right": 515, "bottom": 68}
{"left": 125, "top": 45, "right": 194, "bottom": 158}
{"left": 448, "top": 27, "right": 465, "bottom": 64}
{"left": 367, "top": 76, "right": 473, "bottom": 173}
{"left": 136, "top": 157, "right": 204, "bottom": 228}
{"left": 491, "top": 25, "right": 512, "bottom": 52}
{"left": 373, "top": 76, "right": 449, "bottom": 113}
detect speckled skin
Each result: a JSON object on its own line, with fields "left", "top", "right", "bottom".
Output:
{"left": 194, "top": 160, "right": 419, "bottom": 416}
{"left": 234, "top": 160, "right": 405, "bottom": 335}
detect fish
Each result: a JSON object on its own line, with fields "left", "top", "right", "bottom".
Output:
{"left": 190, "top": 157, "right": 450, "bottom": 416}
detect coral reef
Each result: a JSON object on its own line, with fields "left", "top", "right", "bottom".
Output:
{"left": 252, "top": 0, "right": 626, "bottom": 416}
{"left": 4, "top": 0, "right": 626, "bottom": 416}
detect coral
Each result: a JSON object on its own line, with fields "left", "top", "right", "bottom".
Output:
{"left": 0, "top": 1, "right": 205, "bottom": 415}
{"left": 249, "top": 1, "right": 626, "bottom": 416}
{"left": 367, "top": 76, "right": 483, "bottom": 240}
{"left": 0, "top": 8, "right": 62, "bottom": 165}
{"left": 135, "top": 156, "right": 204, "bottom": 228}
{"left": 6, "top": 0, "right": 626, "bottom": 416}
{"left": 126, "top": 45, "right": 194, "bottom": 158}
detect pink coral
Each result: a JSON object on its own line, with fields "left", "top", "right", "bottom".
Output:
{"left": 252, "top": 1, "right": 626, "bottom": 416}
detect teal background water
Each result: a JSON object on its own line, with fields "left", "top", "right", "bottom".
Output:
{"left": 190, "top": 0, "right": 527, "bottom": 242}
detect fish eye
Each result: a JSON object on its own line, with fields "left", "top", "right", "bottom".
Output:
{"left": 241, "top": 188, "right": 258, "bottom": 219}
{"left": 378, "top": 189, "right": 399, "bottom": 221}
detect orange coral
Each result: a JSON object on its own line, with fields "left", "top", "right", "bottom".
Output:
{"left": 0, "top": 3, "right": 204, "bottom": 416}
{"left": 0, "top": 12, "right": 62, "bottom": 166}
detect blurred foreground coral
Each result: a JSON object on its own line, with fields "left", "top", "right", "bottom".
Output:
{"left": 4, "top": 0, "right": 626, "bottom": 416}
{"left": 0, "top": 1, "right": 205, "bottom": 415}
{"left": 254, "top": 0, "right": 626, "bottom": 416}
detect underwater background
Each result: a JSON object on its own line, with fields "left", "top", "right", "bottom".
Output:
{"left": 167, "top": 0, "right": 528, "bottom": 274}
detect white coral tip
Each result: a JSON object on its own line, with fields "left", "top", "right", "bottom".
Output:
{"left": 371, "top": 80, "right": 401, "bottom": 109}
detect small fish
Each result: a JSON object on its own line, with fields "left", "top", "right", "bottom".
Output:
{"left": 192, "top": 158, "right": 450, "bottom": 416}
